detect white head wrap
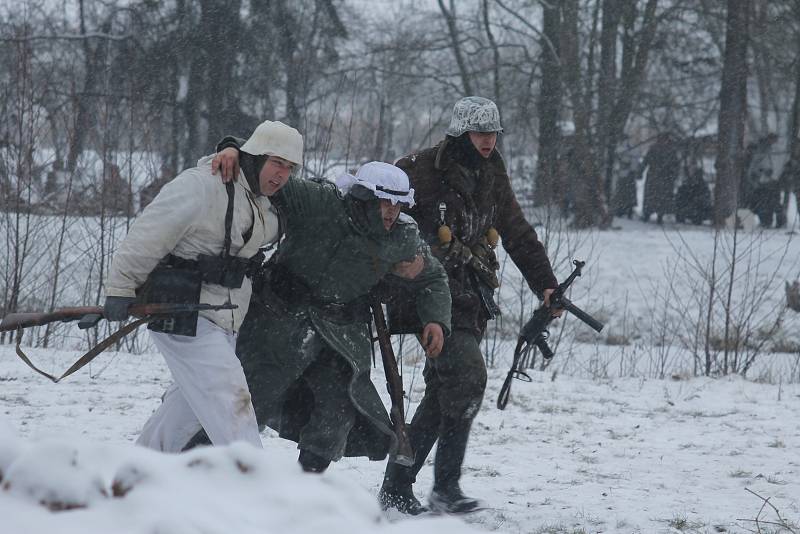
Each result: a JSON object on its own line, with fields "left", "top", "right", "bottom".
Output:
{"left": 336, "top": 161, "right": 415, "bottom": 207}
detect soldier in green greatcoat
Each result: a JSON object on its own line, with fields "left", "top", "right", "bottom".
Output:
{"left": 186, "top": 153, "right": 452, "bottom": 474}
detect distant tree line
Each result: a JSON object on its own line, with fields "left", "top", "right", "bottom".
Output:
{"left": 2, "top": 0, "right": 800, "bottom": 225}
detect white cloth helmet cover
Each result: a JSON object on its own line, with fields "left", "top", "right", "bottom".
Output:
{"left": 336, "top": 161, "right": 415, "bottom": 207}
{"left": 446, "top": 96, "right": 503, "bottom": 137}
{"left": 240, "top": 120, "right": 304, "bottom": 166}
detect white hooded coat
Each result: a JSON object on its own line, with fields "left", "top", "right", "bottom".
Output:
{"left": 105, "top": 155, "right": 279, "bottom": 332}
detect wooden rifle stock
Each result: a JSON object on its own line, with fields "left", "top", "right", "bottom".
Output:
{"left": 1, "top": 302, "right": 238, "bottom": 383}
{"left": 0, "top": 302, "right": 237, "bottom": 333}
{"left": 370, "top": 297, "right": 414, "bottom": 467}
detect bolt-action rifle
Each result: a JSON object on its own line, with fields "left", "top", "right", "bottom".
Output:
{"left": 370, "top": 297, "right": 414, "bottom": 467}
{"left": 497, "top": 260, "right": 604, "bottom": 409}
{"left": 0, "top": 302, "right": 237, "bottom": 333}
{"left": 1, "top": 302, "right": 237, "bottom": 383}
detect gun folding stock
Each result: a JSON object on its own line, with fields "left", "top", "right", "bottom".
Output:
{"left": 560, "top": 298, "right": 604, "bottom": 333}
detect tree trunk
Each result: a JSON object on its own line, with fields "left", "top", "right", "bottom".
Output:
{"left": 438, "top": 0, "right": 473, "bottom": 95}
{"left": 202, "top": 0, "right": 242, "bottom": 150}
{"left": 275, "top": 0, "right": 301, "bottom": 128}
{"left": 66, "top": 1, "right": 112, "bottom": 172}
{"left": 714, "top": 0, "right": 750, "bottom": 227}
{"left": 596, "top": 0, "right": 622, "bottom": 200}
{"left": 534, "top": 0, "right": 563, "bottom": 207}
{"left": 779, "top": 10, "right": 800, "bottom": 221}
{"left": 482, "top": 0, "right": 502, "bottom": 117}
{"left": 562, "top": 0, "right": 610, "bottom": 228}
{"left": 182, "top": 56, "right": 205, "bottom": 168}
{"left": 604, "top": 0, "right": 659, "bottom": 202}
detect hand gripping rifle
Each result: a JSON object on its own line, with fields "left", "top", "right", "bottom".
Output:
{"left": 370, "top": 297, "right": 414, "bottom": 467}
{"left": 0, "top": 302, "right": 237, "bottom": 383}
{"left": 497, "top": 260, "right": 604, "bottom": 410}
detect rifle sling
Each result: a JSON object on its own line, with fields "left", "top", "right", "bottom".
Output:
{"left": 14, "top": 329, "right": 58, "bottom": 382}
{"left": 13, "top": 317, "right": 151, "bottom": 383}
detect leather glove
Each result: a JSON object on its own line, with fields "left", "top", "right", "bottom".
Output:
{"left": 103, "top": 296, "right": 136, "bottom": 321}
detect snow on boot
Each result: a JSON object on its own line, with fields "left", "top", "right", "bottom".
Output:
{"left": 378, "top": 485, "right": 429, "bottom": 515}
{"left": 378, "top": 462, "right": 429, "bottom": 515}
{"left": 429, "top": 485, "right": 485, "bottom": 514}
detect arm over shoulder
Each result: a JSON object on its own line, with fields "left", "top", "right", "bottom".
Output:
{"left": 389, "top": 218, "right": 452, "bottom": 335}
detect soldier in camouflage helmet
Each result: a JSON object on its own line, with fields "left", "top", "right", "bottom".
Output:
{"left": 378, "top": 96, "right": 560, "bottom": 515}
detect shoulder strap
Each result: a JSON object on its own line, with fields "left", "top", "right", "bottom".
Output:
{"left": 223, "top": 181, "right": 235, "bottom": 257}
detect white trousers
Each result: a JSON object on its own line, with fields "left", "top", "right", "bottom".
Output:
{"left": 136, "top": 317, "right": 263, "bottom": 452}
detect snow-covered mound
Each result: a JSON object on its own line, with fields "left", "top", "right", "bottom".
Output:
{"left": 0, "top": 424, "right": 484, "bottom": 534}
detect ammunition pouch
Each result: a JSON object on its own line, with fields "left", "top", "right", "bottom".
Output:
{"left": 196, "top": 250, "right": 264, "bottom": 289}
{"left": 467, "top": 254, "right": 499, "bottom": 290}
{"left": 462, "top": 236, "right": 501, "bottom": 318}
{"left": 137, "top": 257, "right": 202, "bottom": 337}
{"left": 440, "top": 236, "right": 500, "bottom": 287}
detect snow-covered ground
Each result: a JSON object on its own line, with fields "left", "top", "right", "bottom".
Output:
{"left": 2, "top": 347, "right": 799, "bottom": 533}
{"left": 3, "top": 219, "right": 800, "bottom": 533}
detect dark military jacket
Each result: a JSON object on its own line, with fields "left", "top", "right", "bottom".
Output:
{"left": 391, "top": 137, "right": 557, "bottom": 335}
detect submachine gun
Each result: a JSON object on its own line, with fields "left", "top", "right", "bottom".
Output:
{"left": 497, "top": 260, "right": 604, "bottom": 410}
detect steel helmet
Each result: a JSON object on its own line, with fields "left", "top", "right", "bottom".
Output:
{"left": 240, "top": 120, "right": 304, "bottom": 166}
{"left": 445, "top": 96, "right": 503, "bottom": 137}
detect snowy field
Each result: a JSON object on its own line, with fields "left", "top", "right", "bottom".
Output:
{"left": 2, "top": 348, "right": 799, "bottom": 533}
{"left": 3, "top": 219, "right": 800, "bottom": 533}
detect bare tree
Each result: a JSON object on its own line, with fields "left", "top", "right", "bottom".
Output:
{"left": 437, "top": 0, "right": 473, "bottom": 95}
{"left": 714, "top": 0, "right": 750, "bottom": 226}
{"left": 533, "top": 0, "right": 563, "bottom": 208}
{"left": 561, "top": 0, "right": 610, "bottom": 228}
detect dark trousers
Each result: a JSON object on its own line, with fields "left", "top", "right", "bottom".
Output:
{"left": 297, "top": 347, "right": 357, "bottom": 461}
{"left": 239, "top": 319, "right": 357, "bottom": 462}
{"left": 407, "top": 329, "right": 488, "bottom": 489}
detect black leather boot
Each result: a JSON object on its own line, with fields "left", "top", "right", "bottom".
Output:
{"left": 378, "top": 461, "right": 428, "bottom": 515}
{"left": 298, "top": 449, "right": 331, "bottom": 473}
{"left": 428, "top": 416, "right": 483, "bottom": 514}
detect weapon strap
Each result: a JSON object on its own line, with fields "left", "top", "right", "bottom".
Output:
{"left": 13, "top": 317, "right": 152, "bottom": 383}
{"left": 496, "top": 337, "right": 533, "bottom": 410}
{"left": 223, "top": 181, "right": 235, "bottom": 257}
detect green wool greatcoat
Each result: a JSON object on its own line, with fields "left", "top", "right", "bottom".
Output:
{"left": 238, "top": 176, "right": 451, "bottom": 461}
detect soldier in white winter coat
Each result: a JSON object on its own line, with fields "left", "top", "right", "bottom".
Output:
{"left": 103, "top": 120, "right": 303, "bottom": 452}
